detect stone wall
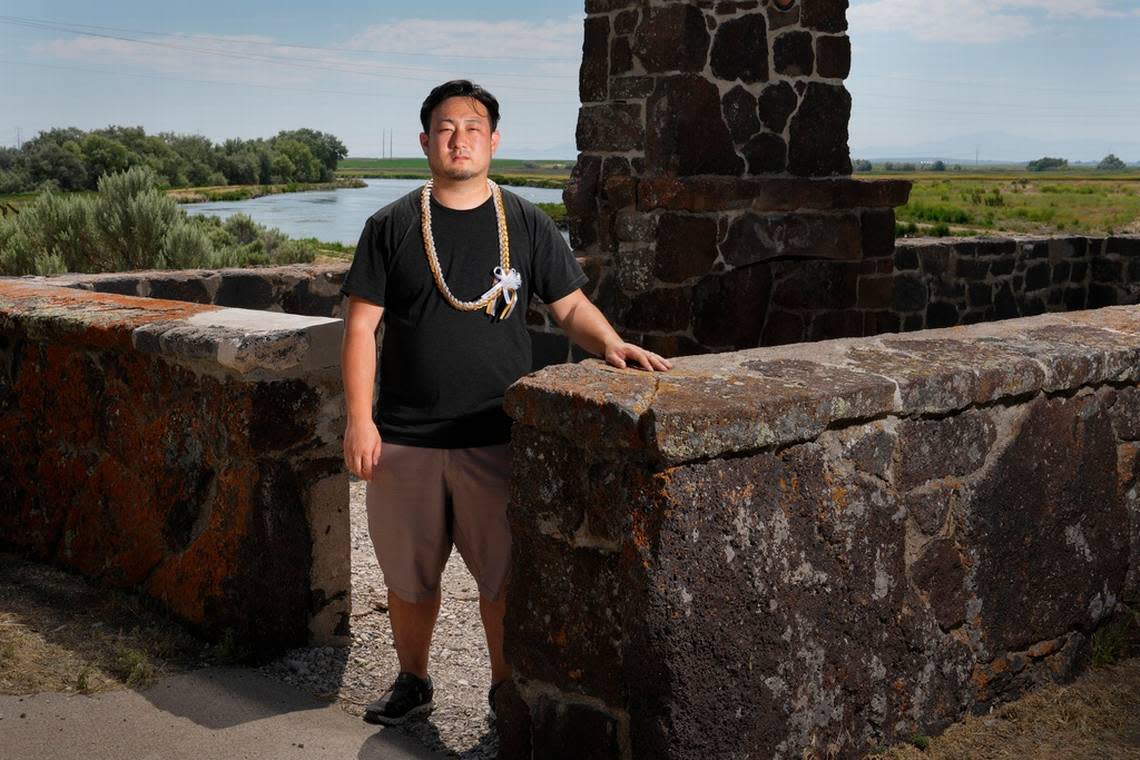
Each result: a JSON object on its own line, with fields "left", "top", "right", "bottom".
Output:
{"left": 0, "top": 280, "right": 349, "bottom": 652}
{"left": 498, "top": 305, "right": 1140, "bottom": 759}
{"left": 28, "top": 233, "right": 1140, "bottom": 362}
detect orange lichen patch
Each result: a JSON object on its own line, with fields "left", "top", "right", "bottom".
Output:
{"left": 831, "top": 485, "right": 849, "bottom": 511}
{"left": 0, "top": 281, "right": 219, "bottom": 351}
{"left": 549, "top": 628, "right": 568, "bottom": 649}
{"left": 1028, "top": 638, "right": 1061, "bottom": 659}
{"left": 145, "top": 461, "right": 258, "bottom": 625}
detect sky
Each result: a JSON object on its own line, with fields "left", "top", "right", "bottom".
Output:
{"left": 1, "top": 0, "right": 1138, "bottom": 162}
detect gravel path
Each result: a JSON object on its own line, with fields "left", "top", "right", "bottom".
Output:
{"left": 258, "top": 479, "right": 499, "bottom": 759}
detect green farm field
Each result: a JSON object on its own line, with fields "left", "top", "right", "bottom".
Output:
{"left": 335, "top": 157, "right": 572, "bottom": 188}
{"left": 883, "top": 170, "right": 1140, "bottom": 237}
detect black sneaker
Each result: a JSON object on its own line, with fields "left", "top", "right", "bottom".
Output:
{"left": 363, "top": 672, "right": 434, "bottom": 725}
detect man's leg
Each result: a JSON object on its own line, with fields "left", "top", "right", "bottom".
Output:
{"left": 448, "top": 444, "right": 514, "bottom": 692}
{"left": 480, "top": 587, "right": 512, "bottom": 685}
{"left": 389, "top": 589, "right": 441, "bottom": 679}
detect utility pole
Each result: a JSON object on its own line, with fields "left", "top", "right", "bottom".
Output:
{"left": 15, "top": 127, "right": 22, "bottom": 149}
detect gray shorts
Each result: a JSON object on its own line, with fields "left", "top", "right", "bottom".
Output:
{"left": 365, "top": 442, "right": 512, "bottom": 603}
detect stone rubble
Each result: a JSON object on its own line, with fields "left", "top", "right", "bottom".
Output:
{"left": 258, "top": 479, "right": 498, "bottom": 759}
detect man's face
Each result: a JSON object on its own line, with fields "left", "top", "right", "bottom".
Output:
{"left": 419, "top": 96, "right": 500, "bottom": 182}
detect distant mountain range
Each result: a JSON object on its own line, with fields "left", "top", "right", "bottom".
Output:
{"left": 854, "top": 131, "right": 1140, "bottom": 165}
{"left": 437, "top": 132, "right": 1140, "bottom": 165}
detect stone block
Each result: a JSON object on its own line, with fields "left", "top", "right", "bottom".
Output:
{"left": 809, "top": 308, "right": 864, "bottom": 340}
{"left": 761, "top": 309, "right": 805, "bottom": 345}
{"left": 634, "top": 4, "right": 711, "bottom": 73}
{"left": 787, "top": 82, "right": 852, "bottom": 176}
{"left": 722, "top": 211, "right": 861, "bottom": 265}
{"left": 896, "top": 411, "right": 997, "bottom": 490}
{"left": 610, "top": 76, "right": 655, "bottom": 99}
{"left": 615, "top": 248, "right": 656, "bottom": 293}
{"left": 614, "top": 8, "right": 639, "bottom": 35}
{"left": 709, "top": 13, "right": 770, "bottom": 82}
{"left": 773, "top": 30, "right": 815, "bottom": 77}
{"left": 967, "top": 395, "right": 1126, "bottom": 652}
{"left": 614, "top": 210, "right": 658, "bottom": 242}
{"left": 816, "top": 34, "right": 851, "bottom": 78}
{"left": 215, "top": 272, "right": 276, "bottom": 310}
{"left": 610, "top": 35, "right": 634, "bottom": 77}
{"left": 576, "top": 103, "right": 643, "bottom": 152}
{"left": 863, "top": 309, "right": 901, "bottom": 337}
{"left": 91, "top": 277, "right": 144, "bottom": 296}
{"left": 564, "top": 154, "right": 601, "bottom": 219}
{"left": 756, "top": 81, "right": 797, "bottom": 133}
{"left": 766, "top": 1, "right": 801, "bottom": 30}
{"left": 1106, "top": 235, "right": 1140, "bottom": 257}
{"left": 626, "top": 287, "right": 691, "bottom": 333}
{"left": 770, "top": 259, "right": 858, "bottom": 310}
{"left": 858, "top": 275, "right": 895, "bottom": 310}
{"left": 911, "top": 538, "right": 968, "bottom": 631}
{"left": 654, "top": 214, "right": 719, "bottom": 283}
{"left": 580, "top": 16, "right": 610, "bottom": 103}
{"left": 861, "top": 208, "right": 896, "bottom": 258}
{"left": 692, "top": 264, "right": 772, "bottom": 348}
{"left": 894, "top": 245, "right": 920, "bottom": 271}
{"left": 926, "top": 301, "right": 960, "bottom": 329}
{"left": 1092, "top": 257, "right": 1124, "bottom": 284}
{"left": 801, "top": 0, "right": 849, "bottom": 32}
{"left": 646, "top": 75, "right": 744, "bottom": 176}
{"left": 722, "top": 85, "right": 761, "bottom": 144}
{"left": 741, "top": 132, "right": 787, "bottom": 174}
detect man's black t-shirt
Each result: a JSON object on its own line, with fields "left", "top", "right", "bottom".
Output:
{"left": 340, "top": 186, "right": 586, "bottom": 448}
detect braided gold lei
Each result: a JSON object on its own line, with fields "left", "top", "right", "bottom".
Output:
{"left": 419, "top": 178, "right": 520, "bottom": 320}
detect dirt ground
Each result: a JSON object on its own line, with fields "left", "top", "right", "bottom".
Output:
{"left": 2, "top": 550, "right": 1138, "bottom": 759}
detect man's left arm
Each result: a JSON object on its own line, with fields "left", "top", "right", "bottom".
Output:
{"left": 547, "top": 289, "right": 672, "bottom": 372}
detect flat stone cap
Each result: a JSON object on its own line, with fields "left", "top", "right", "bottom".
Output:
{"left": 506, "top": 306, "right": 1140, "bottom": 464}
{"left": 0, "top": 280, "right": 341, "bottom": 377}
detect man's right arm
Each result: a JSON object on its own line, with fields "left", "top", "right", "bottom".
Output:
{"left": 341, "top": 295, "right": 385, "bottom": 480}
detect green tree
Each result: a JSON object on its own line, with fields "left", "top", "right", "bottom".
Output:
{"left": 274, "top": 128, "right": 347, "bottom": 180}
{"left": 1026, "top": 156, "right": 1068, "bottom": 172}
{"left": 931, "top": 160, "right": 946, "bottom": 171}
{"left": 25, "top": 140, "right": 89, "bottom": 191}
{"left": 82, "top": 134, "right": 131, "bottom": 181}
{"left": 1097, "top": 153, "right": 1126, "bottom": 171}
{"left": 853, "top": 159, "right": 873, "bottom": 172}
{"left": 273, "top": 139, "right": 322, "bottom": 182}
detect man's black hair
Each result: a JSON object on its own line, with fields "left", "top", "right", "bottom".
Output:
{"left": 420, "top": 80, "right": 500, "bottom": 133}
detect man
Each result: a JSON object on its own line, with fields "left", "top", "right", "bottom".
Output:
{"left": 340, "top": 79, "right": 670, "bottom": 726}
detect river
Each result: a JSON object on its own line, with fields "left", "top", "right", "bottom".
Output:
{"left": 181, "top": 178, "right": 566, "bottom": 246}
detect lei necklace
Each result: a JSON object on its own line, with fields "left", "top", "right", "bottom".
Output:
{"left": 419, "top": 178, "right": 522, "bottom": 320}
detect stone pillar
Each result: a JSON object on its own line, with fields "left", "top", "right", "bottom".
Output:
{"left": 562, "top": 0, "right": 911, "bottom": 354}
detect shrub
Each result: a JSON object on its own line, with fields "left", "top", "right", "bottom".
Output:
{"left": 0, "top": 166, "right": 317, "bottom": 275}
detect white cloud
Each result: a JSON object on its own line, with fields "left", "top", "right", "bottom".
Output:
{"left": 849, "top": 0, "right": 1138, "bottom": 43}
{"left": 28, "top": 17, "right": 584, "bottom": 92}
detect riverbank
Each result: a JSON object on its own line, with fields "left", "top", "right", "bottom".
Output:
{"left": 168, "top": 178, "right": 368, "bottom": 204}
{"left": 335, "top": 171, "right": 565, "bottom": 190}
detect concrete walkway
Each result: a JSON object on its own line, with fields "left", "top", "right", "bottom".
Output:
{"left": 0, "top": 668, "right": 446, "bottom": 760}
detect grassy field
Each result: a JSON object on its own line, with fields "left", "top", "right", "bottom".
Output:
{"left": 879, "top": 170, "right": 1140, "bottom": 237}
{"left": 336, "top": 157, "right": 572, "bottom": 188}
